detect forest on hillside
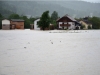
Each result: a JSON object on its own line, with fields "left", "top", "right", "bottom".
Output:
{"left": 0, "top": 1, "right": 100, "bottom": 18}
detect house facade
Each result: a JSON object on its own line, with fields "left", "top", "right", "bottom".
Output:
{"left": 2, "top": 19, "right": 10, "bottom": 30}
{"left": 10, "top": 19, "right": 24, "bottom": 29}
{"left": 80, "top": 17, "right": 92, "bottom": 29}
{"left": 56, "top": 14, "right": 80, "bottom": 30}
{"left": 34, "top": 19, "right": 40, "bottom": 30}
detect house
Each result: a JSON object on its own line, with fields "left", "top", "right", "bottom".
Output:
{"left": 56, "top": 14, "right": 81, "bottom": 30}
{"left": 34, "top": 19, "right": 40, "bottom": 30}
{"left": 10, "top": 19, "right": 24, "bottom": 29}
{"left": 2, "top": 19, "right": 10, "bottom": 30}
{"left": 80, "top": 17, "right": 92, "bottom": 29}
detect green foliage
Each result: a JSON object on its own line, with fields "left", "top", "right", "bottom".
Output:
{"left": 0, "top": 1, "right": 14, "bottom": 17}
{"left": 50, "top": 20, "right": 57, "bottom": 29}
{"left": 88, "top": 25, "right": 92, "bottom": 29}
{"left": 0, "top": 13, "right": 3, "bottom": 29}
{"left": 50, "top": 11, "right": 59, "bottom": 29}
{"left": 89, "top": 17, "right": 100, "bottom": 29}
{"left": 0, "top": 14, "right": 3, "bottom": 18}
{"left": 38, "top": 11, "right": 50, "bottom": 30}
{"left": 8, "top": 14, "right": 30, "bottom": 29}
{"left": 51, "top": 11, "right": 58, "bottom": 21}
{"left": 8, "top": 13, "right": 20, "bottom": 19}
{"left": 1, "top": 1, "right": 100, "bottom": 18}
{"left": 80, "top": 25, "right": 85, "bottom": 29}
{"left": 8, "top": 14, "right": 36, "bottom": 29}
{"left": 0, "top": 12, "right": 38, "bottom": 29}
{"left": 20, "top": 16, "right": 30, "bottom": 29}
{"left": 29, "top": 17, "right": 35, "bottom": 24}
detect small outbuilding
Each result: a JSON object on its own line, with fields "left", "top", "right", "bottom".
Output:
{"left": 2, "top": 19, "right": 10, "bottom": 30}
{"left": 10, "top": 19, "right": 24, "bottom": 29}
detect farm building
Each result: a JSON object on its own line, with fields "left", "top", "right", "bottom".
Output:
{"left": 10, "top": 19, "right": 24, "bottom": 29}
{"left": 2, "top": 19, "right": 10, "bottom": 30}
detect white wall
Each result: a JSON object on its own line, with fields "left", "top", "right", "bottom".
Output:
{"left": 34, "top": 19, "right": 40, "bottom": 30}
{"left": 59, "top": 22, "right": 62, "bottom": 28}
{"left": 2, "top": 19, "right": 10, "bottom": 25}
{"left": 68, "top": 22, "right": 75, "bottom": 30}
{"left": 58, "top": 22, "right": 75, "bottom": 30}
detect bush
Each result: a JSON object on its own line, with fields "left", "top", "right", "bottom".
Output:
{"left": 88, "top": 25, "right": 92, "bottom": 29}
{"left": 81, "top": 25, "right": 85, "bottom": 29}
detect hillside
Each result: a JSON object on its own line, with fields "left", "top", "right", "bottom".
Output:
{"left": 0, "top": 1, "right": 100, "bottom": 18}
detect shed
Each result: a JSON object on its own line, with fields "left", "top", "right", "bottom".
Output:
{"left": 2, "top": 19, "right": 10, "bottom": 30}
{"left": 10, "top": 19, "right": 24, "bottom": 29}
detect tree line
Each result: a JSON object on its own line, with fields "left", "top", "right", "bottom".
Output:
{"left": 0, "top": 10, "right": 100, "bottom": 30}
{"left": 0, "top": 11, "right": 59, "bottom": 30}
{"left": 0, "top": 13, "right": 36, "bottom": 29}
{"left": 37, "top": 11, "right": 100, "bottom": 30}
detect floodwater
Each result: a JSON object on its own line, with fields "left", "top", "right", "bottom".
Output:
{"left": 0, "top": 30, "right": 100, "bottom": 75}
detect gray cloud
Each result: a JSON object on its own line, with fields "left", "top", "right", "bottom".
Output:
{"left": 0, "top": 0, "right": 100, "bottom": 3}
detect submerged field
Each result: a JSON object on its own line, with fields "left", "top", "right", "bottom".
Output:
{"left": 0, "top": 30, "right": 100, "bottom": 75}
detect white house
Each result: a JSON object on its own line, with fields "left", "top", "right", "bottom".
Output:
{"left": 34, "top": 19, "right": 40, "bottom": 30}
{"left": 2, "top": 19, "right": 10, "bottom": 30}
{"left": 56, "top": 14, "right": 80, "bottom": 30}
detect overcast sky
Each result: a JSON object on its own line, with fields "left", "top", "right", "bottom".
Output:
{"left": 1, "top": 0, "right": 100, "bottom": 3}
{"left": 82, "top": 0, "right": 100, "bottom": 2}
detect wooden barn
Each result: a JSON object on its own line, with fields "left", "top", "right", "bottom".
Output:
{"left": 10, "top": 19, "right": 24, "bottom": 29}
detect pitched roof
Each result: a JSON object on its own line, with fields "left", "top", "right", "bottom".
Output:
{"left": 11, "top": 19, "right": 24, "bottom": 22}
{"left": 75, "top": 21, "right": 81, "bottom": 26}
{"left": 82, "top": 20, "right": 92, "bottom": 25}
{"left": 57, "top": 14, "right": 76, "bottom": 22}
{"left": 81, "top": 17, "right": 92, "bottom": 25}
{"left": 64, "top": 14, "right": 76, "bottom": 21}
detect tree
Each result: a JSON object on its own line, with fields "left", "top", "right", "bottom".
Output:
{"left": 50, "top": 11, "right": 59, "bottom": 29}
{"left": 38, "top": 11, "right": 50, "bottom": 30}
{"left": 21, "top": 16, "right": 30, "bottom": 29}
{"left": 80, "top": 24, "right": 85, "bottom": 29}
{"left": 88, "top": 25, "right": 92, "bottom": 29}
{"left": 51, "top": 11, "right": 58, "bottom": 21}
{"left": 0, "top": 13, "right": 3, "bottom": 29}
{"left": 89, "top": 17, "right": 100, "bottom": 29}
{"left": 29, "top": 17, "right": 35, "bottom": 24}
{"left": 50, "top": 20, "right": 57, "bottom": 29}
{"left": 8, "top": 13, "right": 20, "bottom": 19}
